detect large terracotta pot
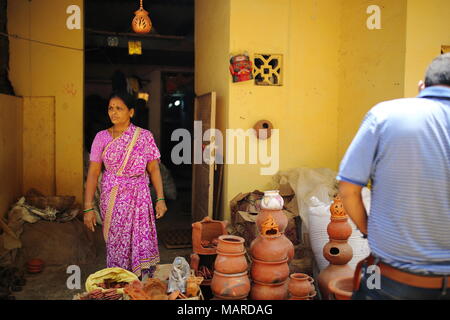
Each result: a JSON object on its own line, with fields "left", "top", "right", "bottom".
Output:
{"left": 250, "top": 234, "right": 292, "bottom": 262}
{"left": 217, "top": 235, "right": 245, "bottom": 254}
{"left": 323, "top": 240, "right": 353, "bottom": 265}
{"left": 250, "top": 258, "right": 289, "bottom": 284}
{"left": 327, "top": 216, "right": 352, "bottom": 240}
{"left": 215, "top": 251, "right": 248, "bottom": 274}
{"left": 329, "top": 276, "right": 354, "bottom": 300}
{"left": 288, "top": 273, "right": 313, "bottom": 297}
{"left": 250, "top": 279, "right": 288, "bottom": 300}
{"left": 317, "top": 264, "right": 354, "bottom": 300}
{"left": 211, "top": 271, "right": 251, "bottom": 299}
{"left": 256, "top": 209, "right": 288, "bottom": 234}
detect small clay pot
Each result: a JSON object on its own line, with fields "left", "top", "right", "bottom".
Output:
{"left": 260, "top": 190, "right": 284, "bottom": 210}
{"left": 327, "top": 216, "right": 352, "bottom": 240}
{"left": 317, "top": 264, "right": 354, "bottom": 299}
{"left": 288, "top": 273, "right": 313, "bottom": 297}
{"left": 211, "top": 271, "right": 251, "bottom": 299}
{"left": 26, "top": 259, "right": 44, "bottom": 273}
{"left": 330, "top": 196, "right": 346, "bottom": 218}
{"left": 289, "top": 290, "right": 317, "bottom": 300}
{"left": 329, "top": 276, "right": 354, "bottom": 300}
{"left": 256, "top": 209, "right": 288, "bottom": 233}
{"left": 213, "top": 294, "right": 248, "bottom": 300}
{"left": 250, "top": 279, "right": 288, "bottom": 300}
{"left": 323, "top": 240, "right": 353, "bottom": 265}
{"left": 217, "top": 235, "right": 245, "bottom": 254}
{"left": 250, "top": 258, "right": 289, "bottom": 284}
{"left": 214, "top": 251, "right": 248, "bottom": 274}
{"left": 250, "top": 234, "right": 292, "bottom": 262}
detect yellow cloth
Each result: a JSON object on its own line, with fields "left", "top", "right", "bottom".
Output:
{"left": 85, "top": 267, "right": 139, "bottom": 294}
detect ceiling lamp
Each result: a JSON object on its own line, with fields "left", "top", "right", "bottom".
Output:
{"left": 132, "top": 0, "right": 152, "bottom": 34}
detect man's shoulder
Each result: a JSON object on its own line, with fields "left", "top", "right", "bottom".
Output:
{"left": 369, "top": 97, "right": 430, "bottom": 119}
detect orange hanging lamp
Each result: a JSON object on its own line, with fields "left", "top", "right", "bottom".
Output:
{"left": 132, "top": 0, "right": 152, "bottom": 34}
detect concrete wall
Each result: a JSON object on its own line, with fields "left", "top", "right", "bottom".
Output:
{"left": 8, "top": 0, "right": 84, "bottom": 201}
{"left": 0, "top": 94, "right": 23, "bottom": 218}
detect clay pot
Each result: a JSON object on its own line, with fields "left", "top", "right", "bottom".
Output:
{"left": 288, "top": 273, "right": 313, "bottom": 297}
{"left": 260, "top": 190, "right": 284, "bottom": 210}
{"left": 213, "top": 294, "right": 248, "bottom": 300}
{"left": 256, "top": 209, "right": 288, "bottom": 234}
{"left": 250, "top": 258, "right": 289, "bottom": 284}
{"left": 289, "top": 290, "right": 317, "bottom": 300}
{"left": 317, "top": 264, "right": 354, "bottom": 300}
{"left": 323, "top": 240, "right": 353, "bottom": 265}
{"left": 330, "top": 196, "right": 346, "bottom": 218}
{"left": 214, "top": 251, "right": 248, "bottom": 274}
{"left": 211, "top": 271, "right": 251, "bottom": 299}
{"left": 327, "top": 216, "right": 352, "bottom": 240}
{"left": 217, "top": 235, "right": 245, "bottom": 254}
{"left": 250, "top": 234, "right": 292, "bottom": 262}
{"left": 250, "top": 279, "right": 288, "bottom": 300}
{"left": 190, "top": 253, "right": 200, "bottom": 271}
{"left": 329, "top": 276, "right": 354, "bottom": 300}
{"left": 26, "top": 259, "right": 44, "bottom": 273}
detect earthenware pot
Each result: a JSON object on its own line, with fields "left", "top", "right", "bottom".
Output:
{"left": 250, "top": 234, "right": 292, "bottom": 262}
{"left": 330, "top": 196, "right": 346, "bottom": 218}
{"left": 211, "top": 271, "right": 250, "bottom": 299}
{"left": 250, "top": 258, "right": 289, "bottom": 284}
{"left": 288, "top": 273, "right": 313, "bottom": 297}
{"left": 217, "top": 235, "right": 245, "bottom": 254}
{"left": 260, "top": 190, "right": 284, "bottom": 210}
{"left": 323, "top": 240, "right": 353, "bottom": 265}
{"left": 289, "top": 290, "right": 317, "bottom": 300}
{"left": 329, "top": 276, "right": 354, "bottom": 300}
{"left": 327, "top": 216, "right": 352, "bottom": 240}
{"left": 256, "top": 209, "right": 288, "bottom": 234}
{"left": 317, "top": 264, "right": 354, "bottom": 300}
{"left": 26, "top": 259, "right": 44, "bottom": 273}
{"left": 214, "top": 250, "right": 248, "bottom": 274}
{"left": 250, "top": 279, "right": 288, "bottom": 300}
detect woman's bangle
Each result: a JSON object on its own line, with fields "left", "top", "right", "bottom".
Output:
{"left": 155, "top": 198, "right": 165, "bottom": 203}
{"left": 83, "top": 208, "right": 94, "bottom": 214}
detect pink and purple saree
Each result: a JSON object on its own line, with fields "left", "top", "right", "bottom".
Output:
{"left": 90, "top": 123, "right": 161, "bottom": 277}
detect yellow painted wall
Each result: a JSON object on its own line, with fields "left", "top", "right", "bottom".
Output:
{"left": 8, "top": 0, "right": 84, "bottom": 201}
{"left": 337, "top": 0, "right": 407, "bottom": 161}
{"left": 195, "top": 0, "right": 231, "bottom": 218}
{"left": 0, "top": 94, "right": 23, "bottom": 218}
{"left": 225, "top": 0, "right": 342, "bottom": 220}
{"left": 23, "top": 97, "right": 56, "bottom": 195}
{"left": 403, "top": 0, "right": 450, "bottom": 97}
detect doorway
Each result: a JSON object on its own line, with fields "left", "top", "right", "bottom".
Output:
{"left": 83, "top": 0, "right": 195, "bottom": 257}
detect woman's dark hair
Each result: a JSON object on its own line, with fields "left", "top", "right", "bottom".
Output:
{"left": 424, "top": 53, "right": 450, "bottom": 87}
{"left": 109, "top": 91, "right": 136, "bottom": 110}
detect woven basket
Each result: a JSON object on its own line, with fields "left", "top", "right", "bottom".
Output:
{"left": 25, "top": 196, "right": 76, "bottom": 211}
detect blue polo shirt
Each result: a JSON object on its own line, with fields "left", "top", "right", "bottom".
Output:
{"left": 337, "top": 86, "right": 450, "bottom": 275}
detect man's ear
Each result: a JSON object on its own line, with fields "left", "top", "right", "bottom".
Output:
{"left": 418, "top": 80, "right": 425, "bottom": 93}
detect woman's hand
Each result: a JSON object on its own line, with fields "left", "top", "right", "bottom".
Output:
{"left": 155, "top": 200, "right": 167, "bottom": 219}
{"left": 84, "top": 211, "right": 97, "bottom": 232}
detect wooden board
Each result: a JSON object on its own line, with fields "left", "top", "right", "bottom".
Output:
{"left": 191, "top": 92, "right": 216, "bottom": 223}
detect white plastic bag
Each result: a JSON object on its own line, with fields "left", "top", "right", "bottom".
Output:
{"left": 167, "top": 257, "right": 191, "bottom": 293}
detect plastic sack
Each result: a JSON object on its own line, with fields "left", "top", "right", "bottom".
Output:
{"left": 167, "top": 257, "right": 191, "bottom": 293}
{"left": 85, "top": 267, "right": 139, "bottom": 294}
{"left": 276, "top": 167, "right": 338, "bottom": 231}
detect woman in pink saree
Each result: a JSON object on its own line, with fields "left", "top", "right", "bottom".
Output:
{"left": 83, "top": 91, "right": 167, "bottom": 279}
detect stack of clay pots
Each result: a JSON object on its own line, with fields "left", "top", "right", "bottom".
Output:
{"left": 249, "top": 190, "right": 294, "bottom": 300}
{"left": 211, "top": 235, "right": 251, "bottom": 300}
{"left": 317, "top": 195, "right": 354, "bottom": 299}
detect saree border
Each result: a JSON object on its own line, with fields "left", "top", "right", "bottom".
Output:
{"left": 102, "top": 127, "right": 142, "bottom": 242}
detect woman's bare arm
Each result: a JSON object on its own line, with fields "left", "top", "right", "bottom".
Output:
{"left": 84, "top": 161, "right": 102, "bottom": 231}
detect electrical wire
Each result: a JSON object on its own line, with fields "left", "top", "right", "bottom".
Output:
{"left": 0, "top": 31, "right": 86, "bottom": 52}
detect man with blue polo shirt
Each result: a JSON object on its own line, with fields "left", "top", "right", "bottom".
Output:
{"left": 338, "top": 53, "right": 450, "bottom": 300}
